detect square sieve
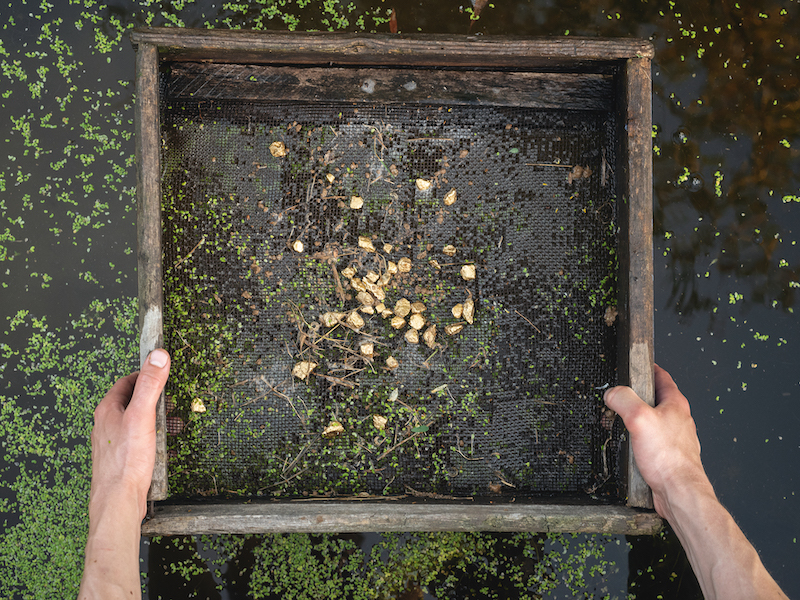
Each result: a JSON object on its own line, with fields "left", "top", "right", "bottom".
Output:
{"left": 132, "top": 29, "right": 659, "bottom": 535}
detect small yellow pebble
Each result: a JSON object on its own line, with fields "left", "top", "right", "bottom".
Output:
{"left": 460, "top": 264, "right": 476, "bottom": 280}
{"left": 269, "top": 141, "right": 287, "bottom": 157}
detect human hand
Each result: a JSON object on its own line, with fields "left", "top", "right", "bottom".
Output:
{"left": 604, "top": 365, "right": 790, "bottom": 600}
{"left": 603, "top": 364, "right": 712, "bottom": 522}
{"left": 89, "top": 348, "right": 170, "bottom": 520}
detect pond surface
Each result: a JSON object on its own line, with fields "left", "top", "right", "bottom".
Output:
{"left": 0, "top": 1, "right": 797, "bottom": 599}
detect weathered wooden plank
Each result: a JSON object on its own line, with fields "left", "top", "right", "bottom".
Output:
{"left": 130, "top": 29, "right": 654, "bottom": 68}
{"left": 142, "top": 502, "right": 662, "bottom": 536}
{"left": 616, "top": 57, "right": 654, "bottom": 509}
{"left": 166, "top": 62, "right": 613, "bottom": 111}
{"left": 135, "top": 42, "right": 168, "bottom": 502}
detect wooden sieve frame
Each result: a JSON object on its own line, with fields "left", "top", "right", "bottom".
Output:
{"left": 133, "top": 28, "right": 659, "bottom": 535}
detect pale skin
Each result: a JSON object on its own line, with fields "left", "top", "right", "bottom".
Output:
{"left": 78, "top": 348, "right": 171, "bottom": 600}
{"left": 79, "top": 354, "right": 788, "bottom": 598}
{"left": 604, "top": 364, "right": 788, "bottom": 600}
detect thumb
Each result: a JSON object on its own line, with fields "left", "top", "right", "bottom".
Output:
{"left": 603, "top": 385, "right": 650, "bottom": 425}
{"left": 125, "top": 349, "right": 170, "bottom": 423}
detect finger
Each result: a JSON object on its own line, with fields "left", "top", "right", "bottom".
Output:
{"left": 94, "top": 372, "right": 139, "bottom": 420}
{"left": 653, "top": 364, "right": 678, "bottom": 396}
{"left": 124, "top": 349, "right": 171, "bottom": 424}
{"left": 603, "top": 385, "right": 650, "bottom": 424}
{"left": 653, "top": 364, "right": 690, "bottom": 412}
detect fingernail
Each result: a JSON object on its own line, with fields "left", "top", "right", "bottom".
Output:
{"left": 149, "top": 349, "right": 168, "bottom": 368}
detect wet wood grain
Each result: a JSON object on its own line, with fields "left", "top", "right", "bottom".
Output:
{"left": 142, "top": 501, "right": 663, "bottom": 536}
{"left": 135, "top": 41, "right": 168, "bottom": 502}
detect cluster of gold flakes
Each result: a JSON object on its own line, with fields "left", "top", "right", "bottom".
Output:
{"left": 291, "top": 184, "right": 476, "bottom": 385}
{"left": 269, "top": 140, "right": 287, "bottom": 158}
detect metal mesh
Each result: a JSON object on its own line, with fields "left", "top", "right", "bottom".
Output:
{"left": 160, "top": 64, "right": 623, "bottom": 501}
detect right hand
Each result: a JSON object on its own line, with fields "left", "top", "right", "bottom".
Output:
{"left": 603, "top": 364, "right": 711, "bottom": 521}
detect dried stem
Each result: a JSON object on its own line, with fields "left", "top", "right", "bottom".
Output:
{"left": 404, "top": 485, "right": 472, "bottom": 501}
{"left": 515, "top": 309, "right": 542, "bottom": 334}
{"left": 174, "top": 235, "right": 206, "bottom": 268}
{"left": 314, "top": 372, "right": 358, "bottom": 389}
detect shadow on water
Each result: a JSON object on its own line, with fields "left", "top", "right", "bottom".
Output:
{"left": 1, "top": 0, "right": 798, "bottom": 598}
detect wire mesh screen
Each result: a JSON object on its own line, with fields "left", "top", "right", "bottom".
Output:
{"left": 160, "top": 63, "right": 624, "bottom": 502}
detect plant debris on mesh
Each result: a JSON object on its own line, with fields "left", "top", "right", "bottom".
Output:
{"left": 160, "top": 63, "right": 623, "bottom": 501}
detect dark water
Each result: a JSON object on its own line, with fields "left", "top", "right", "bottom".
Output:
{"left": 1, "top": 1, "right": 798, "bottom": 598}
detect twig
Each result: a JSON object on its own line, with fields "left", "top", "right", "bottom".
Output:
{"left": 454, "top": 446, "right": 484, "bottom": 461}
{"left": 305, "top": 175, "right": 317, "bottom": 204}
{"left": 406, "top": 137, "right": 453, "bottom": 142}
{"left": 494, "top": 471, "right": 517, "bottom": 488}
{"left": 314, "top": 372, "right": 358, "bottom": 389}
{"left": 290, "top": 494, "right": 407, "bottom": 502}
{"left": 261, "top": 376, "right": 307, "bottom": 426}
{"left": 377, "top": 429, "right": 424, "bottom": 461}
{"left": 174, "top": 235, "right": 206, "bottom": 268}
{"left": 331, "top": 262, "right": 346, "bottom": 304}
{"left": 263, "top": 466, "right": 310, "bottom": 490}
{"left": 454, "top": 434, "right": 484, "bottom": 461}
{"left": 515, "top": 309, "right": 542, "bottom": 334}
{"left": 234, "top": 390, "right": 269, "bottom": 416}
{"left": 282, "top": 440, "right": 314, "bottom": 475}
{"left": 176, "top": 330, "right": 195, "bottom": 354}
{"left": 525, "top": 162, "right": 573, "bottom": 168}
{"left": 404, "top": 486, "right": 472, "bottom": 501}
{"left": 585, "top": 434, "right": 612, "bottom": 495}
{"left": 422, "top": 349, "right": 439, "bottom": 369}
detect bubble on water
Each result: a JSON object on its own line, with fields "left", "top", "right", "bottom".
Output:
{"left": 687, "top": 173, "right": 704, "bottom": 193}
{"left": 673, "top": 127, "right": 691, "bottom": 145}
{"left": 360, "top": 78, "right": 376, "bottom": 94}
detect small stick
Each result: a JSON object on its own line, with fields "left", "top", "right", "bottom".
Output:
{"left": 290, "top": 494, "right": 407, "bottom": 502}
{"left": 404, "top": 485, "right": 471, "bottom": 501}
{"left": 282, "top": 440, "right": 314, "bottom": 475}
{"left": 176, "top": 330, "right": 195, "bottom": 354}
{"left": 377, "top": 430, "right": 424, "bottom": 461}
{"left": 235, "top": 390, "right": 269, "bottom": 412}
{"left": 494, "top": 471, "right": 517, "bottom": 488}
{"left": 174, "top": 235, "right": 205, "bottom": 268}
{"left": 261, "top": 376, "right": 306, "bottom": 426}
{"left": 406, "top": 138, "right": 454, "bottom": 142}
{"left": 263, "top": 466, "right": 310, "bottom": 490}
{"left": 314, "top": 372, "right": 358, "bottom": 389}
{"left": 515, "top": 309, "right": 542, "bottom": 334}
{"left": 331, "top": 262, "right": 346, "bottom": 303}
{"left": 454, "top": 433, "right": 484, "bottom": 461}
{"left": 422, "top": 349, "right": 439, "bottom": 370}
{"left": 525, "top": 162, "right": 573, "bottom": 168}
{"left": 454, "top": 446, "right": 484, "bottom": 462}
